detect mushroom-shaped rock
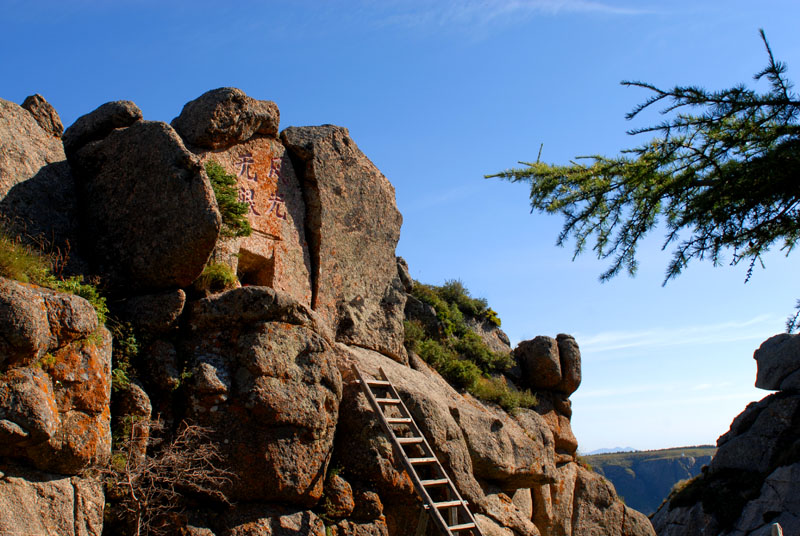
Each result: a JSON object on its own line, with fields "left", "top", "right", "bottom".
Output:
{"left": 172, "top": 87, "right": 280, "bottom": 150}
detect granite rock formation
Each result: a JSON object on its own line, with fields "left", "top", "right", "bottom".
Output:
{"left": 0, "top": 90, "right": 654, "bottom": 536}
{"left": 651, "top": 333, "right": 800, "bottom": 536}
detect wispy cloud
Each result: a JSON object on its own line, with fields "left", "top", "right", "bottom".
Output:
{"left": 575, "top": 315, "right": 780, "bottom": 355}
{"left": 365, "top": 0, "right": 654, "bottom": 31}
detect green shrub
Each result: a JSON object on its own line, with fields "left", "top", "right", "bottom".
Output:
{"left": 403, "top": 320, "right": 426, "bottom": 353}
{"left": 407, "top": 277, "right": 526, "bottom": 411}
{"left": 0, "top": 227, "right": 53, "bottom": 285}
{"left": 205, "top": 160, "right": 252, "bottom": 238}
{"left": 441, "top": 358, "right": 482, "bottom": 391}
{"left": 471, "top": 376, "right": 537, "bottom": 412}
{"left": 107, "top": 320, "right": 138, "bottom": 393}
{"left": 454, "top": 331, "right": 513, "bottom": 374}
{"left": 0, "top": 226, "right": 109, "bottom": 324}
{"left": 195, "top": 262, "right": 238, "bottom": 293}
{"left": 51, "top": 276, "right": 109, "bottom": 324}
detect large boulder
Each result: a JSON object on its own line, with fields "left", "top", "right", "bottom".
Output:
{"left": 172, "top": 87, "right": 280, "bottom": 150}
{"left": 185, "top": 286, "right": 342, "bottom": 506}
{"left": 0, "top": 98, "right": 79, "bottom": 262}
{"left": 754, "top": 334, "right": 800, "bottom": 391}
{"left": 515, "top": 334, "right": 582, "bottom": 395}
{"left": 62, "top": 100, "right": 142, "bottom": 156}
{"left": 515, "top": 336, "right": 562, "bottom": 390}
{"left": 0, "top": 465, "right": 103, "bottom": 536}
{"left": 68, "top": 116, "right": 221, "bottom": 292}
{"left": 0, "top": 279, "right": 112, "bottom": 474}
{"left": 282, "top": 126, "right": 406, "bottom": 363}
{"left": 0, "top": 98, "right": 67, "bottom": 198}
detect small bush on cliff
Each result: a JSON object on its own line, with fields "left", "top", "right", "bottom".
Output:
{"left": 471, "top": 376, "right": 537, "bottom": 413}
{"left": 0, "top": 226, "right": 52, "bottom": 284}
{"left": 194, "top": 262, "right": 238, "bottom": 293}
{"left": 205, "top": 160, "right": 252, "bottom": 238}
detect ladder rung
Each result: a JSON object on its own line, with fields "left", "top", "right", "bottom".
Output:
{"left": 434, "top": 500, "right": 463, "bottom": 508}
{"left": 366, "top": 379, "right": 392, "bottom": 386}
{"left": 409, "top": 457, "right": 437, "bottom": 464}
{"left": 421, "top": 478, "right": 449, "bottom": 486}
{"left": 449, "top": 523, "right": 476, "bottom": 532}
{"left": 375, "top": 397, "right": 401, "bottom": 404}
{"left": 396, "top": 437, "right": 424, "bottom": 445}
{"left": 386, "top": 417, "right": 412, "bottom": 424}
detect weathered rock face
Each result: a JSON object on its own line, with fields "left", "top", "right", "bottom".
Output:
{"left": 185, "top": 287, "right": 342, "bottom": 505}
{"left": 22, "top": 94, "right": 64, "bottom": 138}
{"left": 0, "top": 465, "right": 104, "bottom": 536}
{"left": 652, "top": 333, "right": 800, "bottom": 536}
{"left": 282, "top": 126, "right": 406, "bottom": 363}
{"left": 195, "top": 137, "right": 313, "bottom": 307}
{"left": 0, "top": 97, "right": 79, "bottom": 263}
{"left": 68, "top": 115, "right": 221, "bottom": 291}
{"left": 0, "top": 278, "right": 111, "bottom": 474}
{"left": 215, "top": 506, "right": 327, "bottom": 536}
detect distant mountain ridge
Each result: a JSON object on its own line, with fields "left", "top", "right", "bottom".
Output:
{"left": 587, "top": 447, "right": 638, "bottom": 455}
{"left": 584, "top": 446, "right": 716, "bottom": 515}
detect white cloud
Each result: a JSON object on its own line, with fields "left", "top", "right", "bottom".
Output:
{"left": 575, "top": 315, "right": 780, "bottom": 355}
{"left": 364, "top": 0, "right": 653, "bottom": 31}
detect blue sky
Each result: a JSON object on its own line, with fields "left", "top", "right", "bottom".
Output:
{"left": 3, "top": 0, "right": 799, "bottom": 452}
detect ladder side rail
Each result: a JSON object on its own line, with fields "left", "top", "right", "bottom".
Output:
{"left": 351, "top": 365, "right": 456, "bottom": 536}
{"left": 378, "top": 368, "right": 485, "bottom": 536}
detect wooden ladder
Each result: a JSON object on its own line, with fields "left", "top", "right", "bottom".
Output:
{"left": 352, "top": 365, "right": 484, "bottom": 536}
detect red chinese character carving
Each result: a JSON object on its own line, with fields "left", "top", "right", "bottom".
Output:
{"left": 266, "top": 192, "right": 288, "bottom": 220}
{"left": 267, "top": 157, "right": 282, "bottom": 180}
{"left": 238, "top": 186, "right": 261, "bottom": 215}
{"left": 237, "top": 153, "right": 258, "bottom": 182}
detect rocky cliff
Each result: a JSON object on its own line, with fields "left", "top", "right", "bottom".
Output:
{"left": 651, "top": 334, "right": 800, "bottom": 536}
{"left": 0, "top": 89, "right": 654, "bottom": 536}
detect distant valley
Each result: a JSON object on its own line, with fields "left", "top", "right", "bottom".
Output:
{"left": 583, "top": 446, "right": 716, "bottom": 515}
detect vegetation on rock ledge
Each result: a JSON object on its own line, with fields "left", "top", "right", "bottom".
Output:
{"left": 405, "top": 279, "right": 535, "bottom": 412}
